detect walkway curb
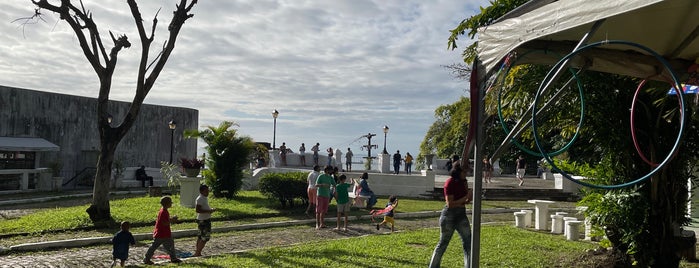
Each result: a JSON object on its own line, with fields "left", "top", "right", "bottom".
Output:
{"left": 3, "top": 210, "right": 479, "bottom": 253}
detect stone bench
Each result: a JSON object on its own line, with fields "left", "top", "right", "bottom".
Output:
{"left": 115, "top": 167, "right": 168, "bottom": 188}
{"left": 348, "top": 183, "right": 371, "bottom": 208}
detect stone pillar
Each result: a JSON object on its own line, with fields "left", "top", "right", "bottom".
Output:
{"left": 378, "top": 154, "right": 391, "bottom": 173}
{"left": 179, "top": 176, "right": 201, "bottom": 208}
{"left": 425, "top": 154, "right": 435, "bottom": 170}
{"left": 268, "top": 149, "right": 280, "bottom": 168}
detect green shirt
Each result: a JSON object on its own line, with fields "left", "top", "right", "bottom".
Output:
{"left": 315, "top": 173, "right": 335, "bottom": 198}
{"left": 335, "top": 182, "right": 352, "bottom": 204}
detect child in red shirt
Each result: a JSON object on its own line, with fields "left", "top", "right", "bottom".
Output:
{"left": 143, "top": 196, "right": 181, "bottom": 264}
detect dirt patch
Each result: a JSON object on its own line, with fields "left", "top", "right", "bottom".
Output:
{"left": 555, "top": 247, "right": 629, "bottom": 268}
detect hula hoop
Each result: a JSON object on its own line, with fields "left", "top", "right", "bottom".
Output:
{"left": 629, "top": 79, "right": 683, "bottom": 167}
{"left": 496, "top": 50, "right": 586, "bottom": 157}
{"left": 532, "top": 40, "right": 686, "bottom": 189}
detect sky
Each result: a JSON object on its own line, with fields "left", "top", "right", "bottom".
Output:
{"left": 0, "top": 0, "right": 487, "bottom": 162}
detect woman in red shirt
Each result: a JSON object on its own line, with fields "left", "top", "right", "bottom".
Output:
{"left": 429, "top": 161, "right": 472, "bottom": 268}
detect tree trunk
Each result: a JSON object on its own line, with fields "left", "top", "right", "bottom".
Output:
{"left": 86, "top": 139, "right": 118, "bottom": 224}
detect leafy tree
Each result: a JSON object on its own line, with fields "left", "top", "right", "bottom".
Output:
{"left": 22, "top": 0, "right": 198, "bottom": 223}
{"left": 450, "top": 0, "right": 699, "bottom": 266}
{"left": 418, "top": 96, "right": 470, "bottom": 161}
{"left": 184, "top": 121, "right": 255, "bottom": 199}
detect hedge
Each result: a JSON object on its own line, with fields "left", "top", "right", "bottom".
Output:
{"left": 258, "top": 172, "right": 308, "bottom": 208}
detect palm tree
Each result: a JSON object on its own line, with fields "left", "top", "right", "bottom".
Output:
{"left": 184, "top": 121, "right": 255, "bottom": 198}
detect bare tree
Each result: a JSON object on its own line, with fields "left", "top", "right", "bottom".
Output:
{"left": 27, "top": 0, "right": 198, "bottom": 223}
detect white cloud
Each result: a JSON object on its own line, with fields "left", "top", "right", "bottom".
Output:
{"left": 0, "top": 0, "right": 488, "bottom": 160}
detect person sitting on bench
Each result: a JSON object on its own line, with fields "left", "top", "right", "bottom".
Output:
{"left": 135, "top": 166, "right": 154, "bottom": 188}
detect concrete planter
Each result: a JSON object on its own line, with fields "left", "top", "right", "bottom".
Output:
{"left": 183, "top": 168, "right": 200, "bottom": 177}
{"left": 179, "top": 176, "right": 201, "bottom": 208}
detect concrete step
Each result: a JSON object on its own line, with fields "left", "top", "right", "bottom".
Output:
{"left": 481, "top": 188, "right": 579, "bottom": 201}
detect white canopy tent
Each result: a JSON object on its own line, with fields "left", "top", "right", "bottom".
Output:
{"left": 466, "top": 0, "right": 699, "bottom": 267}
{"left": 477, "top": 0, "right": 699, "bottom": 77}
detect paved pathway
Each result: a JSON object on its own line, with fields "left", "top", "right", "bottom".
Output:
{"left": 0, "top": 214, "right": 444, "bottom": 267}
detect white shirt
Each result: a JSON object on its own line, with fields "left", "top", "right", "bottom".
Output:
{"left": 307, "top": 170, "right": 319, "bottom": 189}
{"left": 196, "top": 194, "right": 212, "bottom": 221}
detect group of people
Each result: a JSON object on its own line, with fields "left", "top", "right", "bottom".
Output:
{"left": 304, "top": 165, "right": 387, "bottom": 231}
{"left": 391, "top": 150, "right": 414, "bottom": 175}
{"left": 110, "top": 184, "right": 216, "bottom": 266}
{"left": 112, "top": 151, "right": 535, "bottom": 267}
{"left": 277, "top": 142, "right": 355, "bottom": 172}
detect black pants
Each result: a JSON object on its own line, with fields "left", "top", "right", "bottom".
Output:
{"left": 137, "top": 176, "right": 154, "bottom": 187}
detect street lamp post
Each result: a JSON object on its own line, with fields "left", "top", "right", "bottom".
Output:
{"left": 382, "top": 125, "right": 389, "bottom": 154}
{"left": 168, "top": 120, "right": 177, "bottom": 164}
{"left": 272, "top": 109, "right": 279, "bottom": 149}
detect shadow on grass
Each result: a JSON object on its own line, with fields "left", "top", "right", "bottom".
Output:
{"left": 231, "top": 247, "right": 422, "bottom": 268}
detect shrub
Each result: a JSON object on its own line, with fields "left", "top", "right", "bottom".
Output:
{"left": 258, "top": 172, "right": 308, "bottom": 208}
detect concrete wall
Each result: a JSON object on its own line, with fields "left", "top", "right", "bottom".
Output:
{"left": 245, "top": 168, "right": 435, "bottom": 198}
{"left": 0, "top": 86, "right": 198, "bottom": 179}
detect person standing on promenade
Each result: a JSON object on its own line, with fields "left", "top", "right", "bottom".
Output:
{"left": 193, "top": 185, "right": 216, "bottom": 257}
{"left": 305, "top": 165, "right": 321, "bottom": 217}
{"left": 299, "top": 143, "right": 306, "bottom": 166}
{"left": 345, "top": 148, "right": 353, "bottom": 172}
{"left": 144, "top": 196, "right": 181, "bottom": 264}
{"left": 279, "top": 142, "right": 287, "bottom": 166}
{"left": 393, "top": 150, "right": 402, "bottom": 174}
{"left": 404, "top": 152, "right": 414, "bottom": 175}
{"left": 315, "top": 166, "right": 335, "bottom": 229}
{"left": 311, "top": 143, "right": 320, "bottom": 165}
{"left": 516, "top": 155, "right": 526, "bottom": 186}
{"left": 429, "top": 162, "right": 472, "bottom": 268}
{"left": 326, "top": 147, "right": 334, "bottom": 166}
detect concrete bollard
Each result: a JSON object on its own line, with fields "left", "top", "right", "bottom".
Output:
{"left": 550, "top": 214, "right": 564, "bottom": 234}
{"left": 514, "top": 212, "right": 527, "bottom": 228}
{"left": 565, "top": 220, "right": 583, "bottom": 241}
{"left": 563, "top": 217, "right": 578, "bottom": 237}
{"left": 521, "top": 210, "right": 533, "bottom": 227}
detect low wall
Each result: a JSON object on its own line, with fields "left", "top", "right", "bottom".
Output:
{"left": 554, "top": 173, "right": 586, "bottom": 194}
{"left": 244, "top": 168, "right": 435, "bottom": 198}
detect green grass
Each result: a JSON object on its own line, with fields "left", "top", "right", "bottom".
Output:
{"left": 166, "top": 224, "right": 598, "bottom": 267}
{"left": 0, "top": 191, "right": 579, "bottom": 235}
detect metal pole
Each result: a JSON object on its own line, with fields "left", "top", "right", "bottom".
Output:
{"left": 470, "top": 61, "right": 486, "bottom": 268}
{"left": 169, "top": 128, "right": 174, "bottom": 164}
{"left": 273, "top": 117, "right": 277, "bottom": 149}
{"left": 382, "top": 132, "right": 388, "bottom": 154}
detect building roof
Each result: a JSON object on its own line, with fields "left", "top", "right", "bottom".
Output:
{"left": 0, "top": 137, "right": 60, "bottom": 152}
